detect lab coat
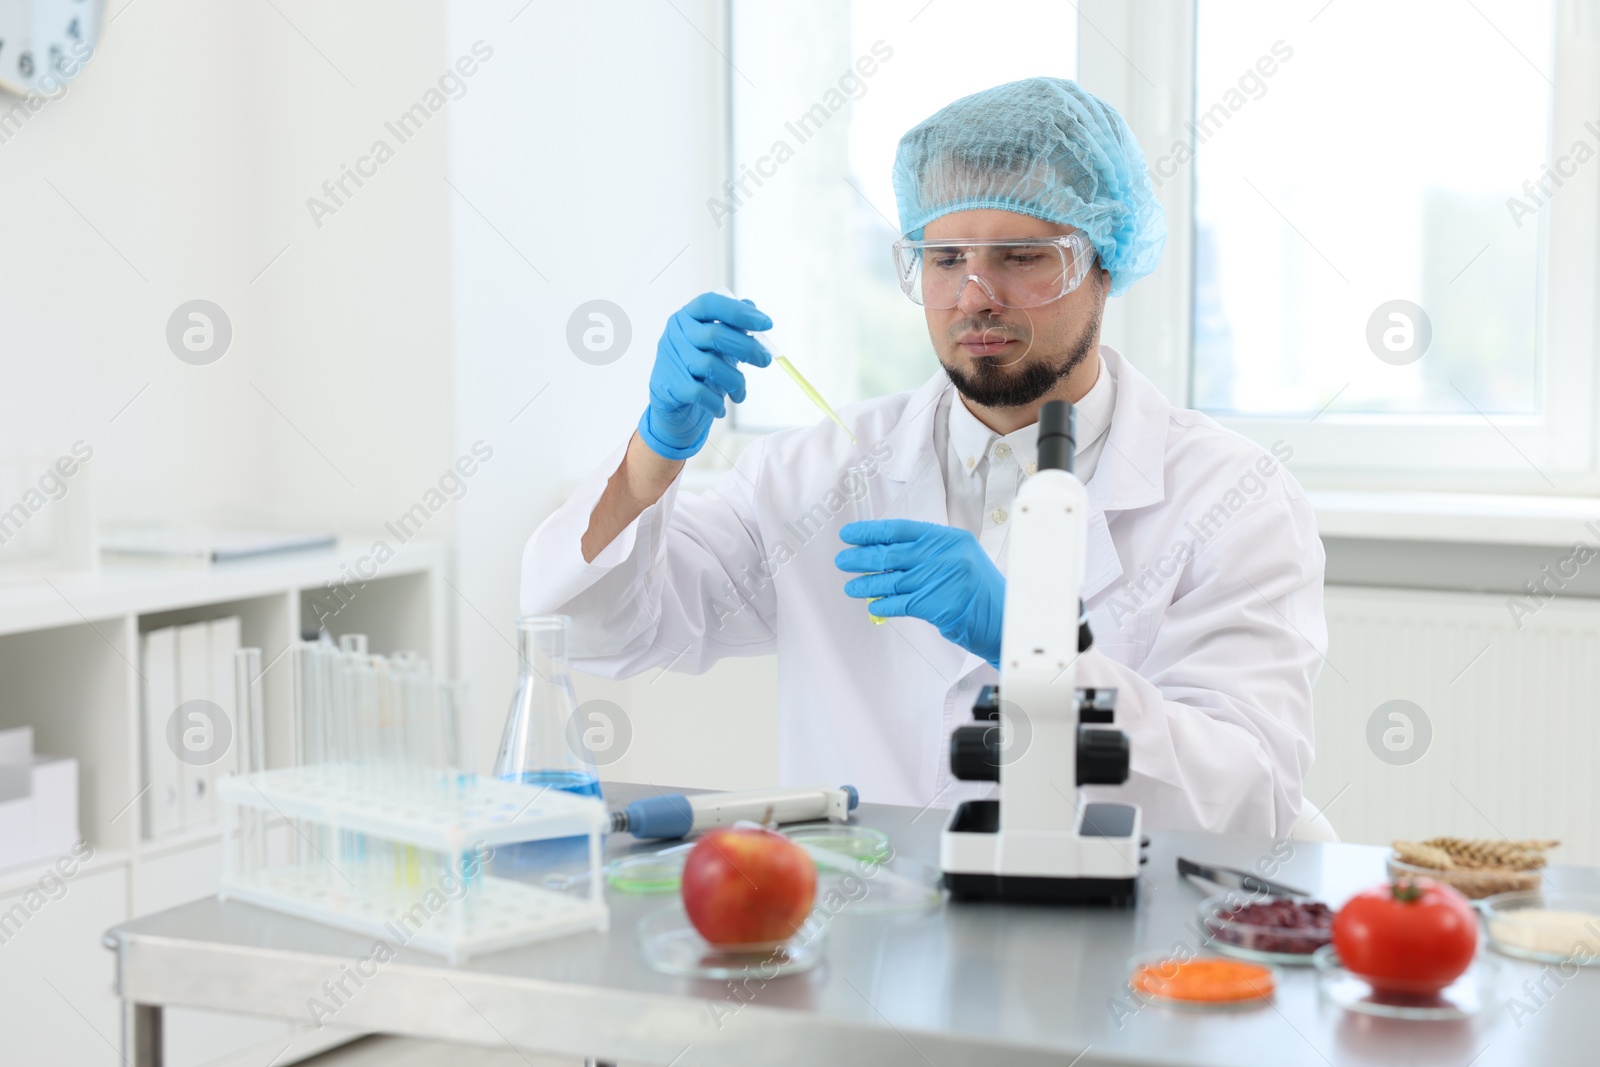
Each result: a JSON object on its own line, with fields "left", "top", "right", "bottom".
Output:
{"left": 522, "top": 347, "right": 1326, "bottom": 836}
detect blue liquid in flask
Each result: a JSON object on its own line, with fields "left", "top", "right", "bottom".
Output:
{"left": 508, "top": 768, "right": 604, "bottom": 799}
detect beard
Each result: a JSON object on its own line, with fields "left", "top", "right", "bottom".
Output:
{"left": 939, "top": 308, "right": 1102, "bottom": 409}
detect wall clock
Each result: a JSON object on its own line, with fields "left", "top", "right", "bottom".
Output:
{"left": 0, "top": 0, "right": 102, "bottom": 97}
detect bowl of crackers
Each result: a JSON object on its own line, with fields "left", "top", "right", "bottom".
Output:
{"left": 1387, "top": 838, "right": 1557, "bottom": 900}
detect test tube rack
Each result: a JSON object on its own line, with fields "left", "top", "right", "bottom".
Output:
{"left": 218, "top": 764, "right": 609, "bottom": 963}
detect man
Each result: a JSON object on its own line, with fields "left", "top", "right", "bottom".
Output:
{"left": 523, "top": 78, "right": 1326, "bottom": 836}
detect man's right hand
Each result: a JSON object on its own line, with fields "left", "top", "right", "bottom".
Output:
{"left": 637, "top": 292, "right": 773, "bottom": 460}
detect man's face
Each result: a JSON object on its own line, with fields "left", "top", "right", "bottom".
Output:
{"left": 921, "top": 209, "right": 1108, "bottom": 408}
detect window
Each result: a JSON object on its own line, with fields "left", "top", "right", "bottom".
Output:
{"left": 727, "top": 1, "right": 1600, "bottom": 488}
{"left": 1193, "top": 0, "right": 1550, "bottom": 418}
{"left": 1173, "top": 0, "right": 1598, "bottom": 485}
{"left": 728, "top": 0, "right": 1078, "bottom": 432}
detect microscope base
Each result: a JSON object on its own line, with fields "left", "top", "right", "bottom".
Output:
{"left": 940, "top": 799, "right": 1142, "bottom": 907}
{"left": 943, "top": 870, "right": 1138, "bottom": 905}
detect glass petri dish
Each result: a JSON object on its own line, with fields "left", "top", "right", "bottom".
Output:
{"left": 1197, "top": 892, "right": 1333, "bottom": 966}
{"left": 605, "top": 843, "right": 693, "bottom": 894}
{"left": 816, "top": 854, "right": 943, "bottom": 915}
{"left": 1386, "top": 854, "right": 1541, "bottom": 900}
{"left": 1126, "top": 952, "right": 1277, "bottom": 1011}
{"left": 1481, "top": 891, "right": 1600, "bottom": 965}
{"left": 1313, "top": 945, "right": 1490, "bottom": 1020}
{"left": 636, "top": 904, "right": 827, "bottom": 979}
{"left": 782, "top": 824, "right": 891, "bottom": 864}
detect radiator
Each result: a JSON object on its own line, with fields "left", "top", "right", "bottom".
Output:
{"left": 1307, "top": 585, "right": 1600, "bottom": 866}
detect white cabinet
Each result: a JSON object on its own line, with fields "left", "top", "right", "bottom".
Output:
{"left": 0, "top": 539, "right": 444, "bottom": 1066}
{"left": 0, "top": 865, "right": 127, "bottom": 1067}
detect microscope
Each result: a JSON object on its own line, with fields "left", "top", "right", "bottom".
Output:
{"left": 940, "top": 400, "right": 1146, "bottom": 905}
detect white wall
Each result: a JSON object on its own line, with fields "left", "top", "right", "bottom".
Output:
{"left": 447, "top": 0, "right": 779, "bottom": 786}
{"left": 1, "top": 1, "right": 266, "bottom": 514}
{"left": 0, "top": 0, "right": 455, "bottom": 537}
{"left": 2, "top": 0, "right": 772, "bottom": 794}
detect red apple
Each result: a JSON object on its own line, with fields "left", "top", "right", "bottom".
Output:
{"left": 682, "top": 826, "right": 816, "bottom": 946}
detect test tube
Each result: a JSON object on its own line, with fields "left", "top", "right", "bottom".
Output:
{"left": 316, "top": 638, "right": 342, "bottom": 761}
{"left": 339, "top": 649, "right": 377, "bottom": 883}
{"left": 435, "top": 679, "right": 474, "bottom": 774}
{"left": 292, "top": 643, "right": 318, "bottom": 767}
{"left": 849, "top": 457, "right": 888, "bottom": 624}
{"left": 235, "top": 647, "right": 265, "bottom": 775}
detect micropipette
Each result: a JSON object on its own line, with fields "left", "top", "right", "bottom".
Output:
{"left": 609, "top": 784, "right": 859, "bottom": 839}
{"left": 774, "top": 356, "right": 856, "bottom": 443}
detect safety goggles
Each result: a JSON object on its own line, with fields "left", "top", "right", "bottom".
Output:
{"left": 891, "top": 233, "right": 1096, "bottom": 310}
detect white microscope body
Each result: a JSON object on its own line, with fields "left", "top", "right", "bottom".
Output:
{"left": 940, "top": 400, "right": 1145, "bottom": 904}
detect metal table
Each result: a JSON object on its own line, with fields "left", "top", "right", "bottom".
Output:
{"left": 108, "top": 783, "right": 1600, "bottom": 1066}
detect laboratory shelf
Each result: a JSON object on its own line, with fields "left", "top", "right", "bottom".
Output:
{"left": 0, "top": 536, "right": 444, "bottom": 639}
{"left": 0, "top": 538, "right": 446, "bottom": 1066}
{"left": 0, "top": 845, "right": 128, "bottom": 897}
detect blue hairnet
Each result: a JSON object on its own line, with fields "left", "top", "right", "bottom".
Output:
{"left": 892, "top": 77, "right": 1166, "bottom": 296}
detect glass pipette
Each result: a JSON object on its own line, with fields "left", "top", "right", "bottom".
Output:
{"left": 773, "top": 355, "right": 856, "bottom": 443}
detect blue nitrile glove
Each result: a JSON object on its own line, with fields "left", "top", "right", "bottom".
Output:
{"left": 637, "top": 292, "right": 773, "bottom": 460}
{"left": 835, "top": 519, "right": 1006, "bottom": 667}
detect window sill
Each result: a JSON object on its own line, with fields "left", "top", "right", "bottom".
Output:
{"left": 1310, "top": 490, "right": 1600, "bottom": 548}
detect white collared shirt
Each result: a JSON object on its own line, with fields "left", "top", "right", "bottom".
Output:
{"left": 935, "top": 354, "right": 1117, "bottom": 548}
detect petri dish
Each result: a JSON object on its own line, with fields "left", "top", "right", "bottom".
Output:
{"left": 1197, "top": 892, "right": 1333, "bottom": 966}
{"left": 637, "top": 904, "right": 827, "bottom": 979}
{"left": 816, "top": 854, "right": 943, "bottom": 915}
{"left": 605, "top": 844, "right": 692, "bottom": 894}
{"left": 782, "top": 824, "right": 891, "bottom": 864}
{"left": 1126, "top": 952, "right": 1277, "bottom": 1011}
{"left": 1481, "top": 891, "right": 1600, "bottom": 965}
{"left": 1386, "top": 854, "right": 1541, "bottom": 900}
{"left": 782, "top": 829, "right": 941, "bottom": 914}
{"left": 1313, "top": 945, "right": 1490, "bottom": 1020}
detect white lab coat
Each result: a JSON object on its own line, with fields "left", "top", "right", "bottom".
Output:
{"left": 522, "top": 347, "right": 1326, "bottom": 836}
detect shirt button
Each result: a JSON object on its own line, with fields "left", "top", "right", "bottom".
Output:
{"left": 994, "top": 442, "right": 1012, "bottom": 460}
{"left": 991, "top": 507, "right": 1008, "bottom": 525}
{"left": 958, "top": 678, "right": 970, "bottom": 691}
{"left": 1026, "top": 461, "right": 1037, "bottom": 475}
{"left": 966, "top": 456, "right": 976, "bottom": 470}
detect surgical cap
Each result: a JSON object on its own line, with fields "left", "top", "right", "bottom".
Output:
{"left": 892, "top": 77, "right": 1166, "bottom": 296}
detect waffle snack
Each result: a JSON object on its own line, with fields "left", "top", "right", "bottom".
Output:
{"left": 1422, "top": 837, "right": 1560, "bottom": 870}
{"left": 1388, "top": 837, "right": 1559, "bottom": 899}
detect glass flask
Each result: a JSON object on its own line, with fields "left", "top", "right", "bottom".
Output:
{"left": 494, "top": 615, "right": 602, "bottom": 798}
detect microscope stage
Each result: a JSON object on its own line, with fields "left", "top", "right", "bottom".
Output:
{"left": 940, "top": 799, "right": 1145, "bottom": 906}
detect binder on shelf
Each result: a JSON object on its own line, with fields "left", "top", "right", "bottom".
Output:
{"left": 142, "top": 627, "right": 181, "bottom": 839}
{"left": 140, "top": 614, "right": 244, "bottom": 837}
{"left": 175, "top": 622, "right": 214, "bottom": 829}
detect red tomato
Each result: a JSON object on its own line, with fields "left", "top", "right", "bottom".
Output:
{"left": 681, "top": 827, "right": 816, "bottom": 946}
{"left": 1332, "top": 877, "right": 1478, "bottom": 995}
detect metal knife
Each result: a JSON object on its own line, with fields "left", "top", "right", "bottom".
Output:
{"left": 1177, "top": 856, "right": 1309, "bottom": 899}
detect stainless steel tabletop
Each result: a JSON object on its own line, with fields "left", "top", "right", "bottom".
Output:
{"left": 109, "top": 783, "right": 1600, "bottom": 1066}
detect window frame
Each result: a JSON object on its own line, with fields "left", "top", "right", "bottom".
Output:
{"left": 1084, "top": 0, "right": 1600, "bottom": 492}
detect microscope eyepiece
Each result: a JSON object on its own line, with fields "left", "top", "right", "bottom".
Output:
{"left": 1037, "top": 399, "right": 1077, "bottom": 474}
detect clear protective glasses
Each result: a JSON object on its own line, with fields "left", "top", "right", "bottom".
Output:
{"left": 891, "top": 232, "right": 1096, "bottom": 310}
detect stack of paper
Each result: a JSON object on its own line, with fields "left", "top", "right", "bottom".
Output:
{"left": 104, "top": 527, "right": 335, "bottom": 564}
{"left": 0, "top": 726, "right": 80, "bottom": 870}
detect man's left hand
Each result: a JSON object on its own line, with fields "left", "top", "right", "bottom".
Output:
{"left": 836, "top": 519, "right": 1006, "bottom": 667}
